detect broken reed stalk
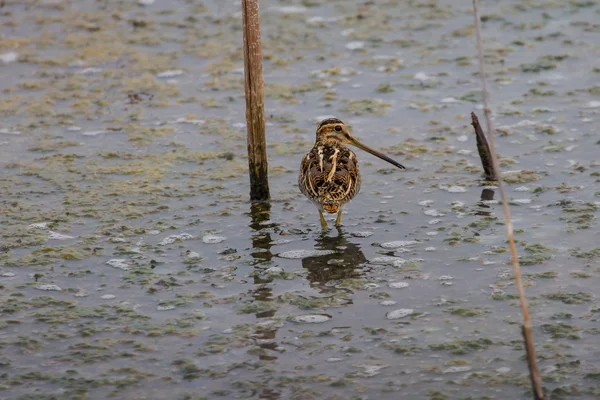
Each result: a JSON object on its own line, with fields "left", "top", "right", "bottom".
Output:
{"left": 472, "top": 1, "right": 544, "bottom": 399}
{"left": 242, "top": 0, "right": 270, "bottom": 201}
{"left": 470, "top": 113, "right": 498, "bottom": 181}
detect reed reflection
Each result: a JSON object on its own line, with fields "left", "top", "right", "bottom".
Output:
{"left": 247, "top": 202, "right": 281, "bottom": 378}
{"left": 475, "top": 188, "right": 495, "bottom": 217}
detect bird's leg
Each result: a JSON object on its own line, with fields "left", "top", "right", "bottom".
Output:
{"left": 335, "top": 209, "right": 342, "bottom": 226}
{"left": 319, "top": 210, "right": 328, "bottom": 229}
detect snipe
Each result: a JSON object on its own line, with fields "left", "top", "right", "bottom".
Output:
{"left": 299, "top": 118, "right": 405, "bottom": 229}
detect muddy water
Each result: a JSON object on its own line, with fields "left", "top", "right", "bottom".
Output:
{"left": 1, "top": 0, "right": 599, "bottom": 399}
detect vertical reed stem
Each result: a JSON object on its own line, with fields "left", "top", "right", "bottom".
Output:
{"left": 472, "top": 1, "right": 544, "bottom": 398}
{"left": 242, "top": 0, "right": 270, "bottom": 201}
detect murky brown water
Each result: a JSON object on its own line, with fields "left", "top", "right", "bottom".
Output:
{"left": 1, "top": 0, "right": 600, "bottom": 399}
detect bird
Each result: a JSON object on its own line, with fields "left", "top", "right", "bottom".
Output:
{"left": 299, "top": 118, "right": 405, "bottom": 229}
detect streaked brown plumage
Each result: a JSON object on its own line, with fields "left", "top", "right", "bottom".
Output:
{"left": 299, "top": 118, "right": 405, "bottom": 228}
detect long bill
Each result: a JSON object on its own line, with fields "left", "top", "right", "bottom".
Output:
{"left": 349, "top": 138, "right": 406, "bottom": 169}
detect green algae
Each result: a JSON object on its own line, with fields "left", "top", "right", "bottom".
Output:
{"left": 542, "top": 323, "right": 582, "bottom": 339}
{"left": 446, "top": 307, "right": 486, "bottom": 317}
{"left": 429, "top": 338, "right": 494, "bottom": 355}
{"left": 543, "top": 292, "right": 594, "bottom": 304}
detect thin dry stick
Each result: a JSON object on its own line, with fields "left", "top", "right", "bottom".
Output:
{"left": 242, "top": 0, "right": 270, "bottom": 201}
{"left": 472, "top": 1, "right": 544, "bottom": 399}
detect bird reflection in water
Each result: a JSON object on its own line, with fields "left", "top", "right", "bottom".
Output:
{"left": 302, "top": 226, "right": 367, "bottom": 290}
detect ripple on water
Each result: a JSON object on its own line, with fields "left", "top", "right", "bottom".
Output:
{"left": 278, "top": 249, "right": 335, "bottom": 259}
{"left": 288, "top": 314, "right": 331, "bottom": 324}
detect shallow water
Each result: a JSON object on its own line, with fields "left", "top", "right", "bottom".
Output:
{"left": 1, "top": 0, "right": 600, "bottom": 399}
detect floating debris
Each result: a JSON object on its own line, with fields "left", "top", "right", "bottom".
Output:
{"left": 288, "top": 314, "right": 331, "bottom": 324}
{"left": 0, "top": 128, "right": 21, "bottom": 135}
{"left": 101, "top": 294, "right": 116, "bottom": 300}
{"left": 414, "top": 72, "right": 433, "bottom": 81}
{"left": 350, "top": 231, "right": 373, "bottom": 238}
{"left": 157, "top": 305, "right": 176, "bottom": 311}
{"left": 380, "top": 300, "right": 397, "bottom": 306}
{"left": 82, "top": 130, "right": 113, "bottom": 136}
{"left": 157, "top": 70, "right": 184, "bottom": 78}
{"left": 106, "top": 259, "right": 130, "bottom": 270}
{"left": 386, "top": 309, "right": 413, "bottom": 320}
{"left": 354, "top": 364, "right": 389, "bottom": 377}
{"left": 441, "top": 97, "right": 461, "bottom": 103}
{"left": 174, "top": 118, "right": 205, "bottom": 125}
{"left": 48, "top": 231, "right": 75, "bottom": 240}
{"left": 201, "top": 235, "right": 225, "bottom": 244}
{"left": 514, "top": 186, "right": 531, "bottom": 192}
{"left": 270, "top": 239, "right": 293, "bottom": 245}
{"left": 35, "top": 284, "right": 62, "bottom": 291}
{"left": 265, "top": 266, "right": 283, "bottom": 274}
{"left": 512, "top": 198, "right": 532, "bottom": 204}
{"left": 441, "top": 185, "right": 467, "bottom": 193}
{"left": 77, "top": 67, "right": 102, "bottom": 75}
{"left": 28, "top": 222, "right": 49, "bottom": 230}
{"left": 424, "top": 209, "right": 445, "bottom": 217}
{"left": 161, "top": 233, "right": 195, "bottom": 245}
{"left": 370, "top": 256, "right": 406, "bottom": 266}
{"left": 307, "top": 16, "right": 340, "bottom": 25}
{"left": 379, "top": 240, "right": 418, "bottom": 249}
{"left": 443, "top": 366, "right": 472, "bottom": 374}
{"left": 364, "top": 283, "right": 380, "bottom": 290}
{"left": 388, "top": 282, "right": 409, "bottom": 289}
{"left": 345, "top": 41, "right": 365, "bottom": 51}
{"left": 272, "top": 6, "right": 307, "bottom": 13}
{"left": 278, "top": 249, "right": 335, "bottom": 259}
{"left": 585, "top": 101, "right": 600, "bottom": 109}
{"left": 0, "top": 52, "right": 17, "bottom": 64}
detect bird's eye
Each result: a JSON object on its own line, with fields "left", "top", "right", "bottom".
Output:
{"left": 334, "top": 125, "right": 342, "bottom": 132}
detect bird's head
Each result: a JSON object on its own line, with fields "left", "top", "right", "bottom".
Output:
{"left": 315, "top": 118, "right": 405, "bottom": 169}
